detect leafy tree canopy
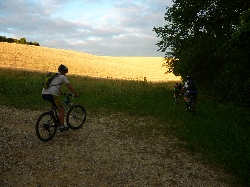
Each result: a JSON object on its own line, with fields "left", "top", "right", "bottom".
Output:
{"left": 153, "top": 0, "right": 250, "bottom": 106}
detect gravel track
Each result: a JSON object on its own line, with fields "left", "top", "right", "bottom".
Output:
{"left": 0, "top": 106, "right": 233, "bottom": 186}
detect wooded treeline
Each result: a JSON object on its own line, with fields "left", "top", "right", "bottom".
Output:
{"left": 0, "top": 36, "right": 40, "bottom": 46}
{"left": 154, "top": 0, "right": 250, "bottom": 107}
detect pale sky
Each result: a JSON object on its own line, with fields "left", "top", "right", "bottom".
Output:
{"left": 0, "top": 0, "right": 173, "bottom": 57}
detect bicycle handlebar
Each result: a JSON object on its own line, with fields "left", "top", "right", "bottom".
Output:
{"left": 61, "top": 92, "right": 75, "bottom": 97}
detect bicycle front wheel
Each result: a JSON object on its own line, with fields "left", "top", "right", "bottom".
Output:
{"left": 66, "top": 105, "right": 86, "bottom": 130}
{"left": 35, "top": 112, "right": 57, "bottom": 142}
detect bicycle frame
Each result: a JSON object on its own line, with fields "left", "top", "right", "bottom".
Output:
{"left": 47, "top": 107, "right": 60, "bottom": 128}
{"left": 49, "top": 93, "right": 74, "bottom": 126}
{"left": 62, "top": 92, "right": 74, "bottom": 111}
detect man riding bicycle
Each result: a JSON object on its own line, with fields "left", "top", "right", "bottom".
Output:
{"left": 42, "top": 64, "right": 79, "bottom": 131}
{"left": 181, "top": 76, "right": 198, "bottom": 110}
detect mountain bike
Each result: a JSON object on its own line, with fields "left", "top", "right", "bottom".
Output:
{"left": 187, "top": 93, "right": 196, "bottom": 115}
{"left": 35, "top": 93, "right": 86, "bottom": 142}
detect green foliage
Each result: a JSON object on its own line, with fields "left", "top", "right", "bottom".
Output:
{"left": 0, "top": 35, "right": 40, "bottom": 46}
{"left": 67, "top": 75, "right": 167, "bottom": 116}
{"left": 0, "top": 68, "right": 45, "bottom": 109}
{"left": 0, "top": 68, "right": 250, "bottom": 185}
{"left": 6, "top": 38, "right": 14, "bottom": 43}
{"left": 214, "top": 9, "right": 250, "bottom": 106}
{"left": 153, "top": 0, "right": 250, "bottom": 106}
{"left": 32, "top": 42, "right": 40, "bottom": 46}
{"left": 0, "top": 36, "right": 7, "bottom": 42}
{"left": 19, "top": 37, "right": 26, "bottom": 44}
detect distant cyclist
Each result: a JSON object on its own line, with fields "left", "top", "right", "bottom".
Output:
{"left": 181, "top": 76, "right": 197, "bottom": 110}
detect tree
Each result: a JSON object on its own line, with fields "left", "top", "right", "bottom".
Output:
{"left": 19, "top": 38, "right": 26, "bottom": 44}
{"left": 153, "top": 0, "right": 249, "bottom": 90}
{"left": 0, "top": 36, "right": 7, "bottom": 42}
{"left": 7, "top": 38, "right": 14, "bottom": 43}
{"left": 32, "top": 42, "right": 40, "bottom": 46}
{"left": 214, "top": 9, "right": 250, "bottom": 105}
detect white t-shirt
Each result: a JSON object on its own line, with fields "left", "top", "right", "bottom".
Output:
{"left": 183, "top": 81, "right": 188, "bottom": 88}
{"left": 42, "top": 73, "right": 69, "bottom": 96}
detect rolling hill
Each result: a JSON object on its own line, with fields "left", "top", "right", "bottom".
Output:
{"left": 0, "top": 42, "right": 180, "bottom": 82}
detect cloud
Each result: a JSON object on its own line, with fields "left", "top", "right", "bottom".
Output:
{"left": 0, "top": 0, "right": 172, "bottom": 56}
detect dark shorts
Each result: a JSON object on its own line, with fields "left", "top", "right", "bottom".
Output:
{"left": 184, "top": 91, "right": 197, "bottom": 101}
{"left": 42, "top": 94, "right": 63, "bottom": 108}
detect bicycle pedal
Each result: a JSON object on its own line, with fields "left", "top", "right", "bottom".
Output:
{"left": 59, "top": 126, "right": 69, "bottom": 132}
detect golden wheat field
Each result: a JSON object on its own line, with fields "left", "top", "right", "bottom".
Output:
{"left": 0, "top": 42, "right": 180, "bottom": 82}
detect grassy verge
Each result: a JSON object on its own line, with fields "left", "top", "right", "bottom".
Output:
{"left": 0, "top": 68, "right": 249, "bottom": 185}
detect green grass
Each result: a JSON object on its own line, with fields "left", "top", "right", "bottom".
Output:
{"left": 1, "top": 67, "right": 250, "bottom": 185}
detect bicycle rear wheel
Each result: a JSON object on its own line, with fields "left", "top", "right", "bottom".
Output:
{"left": 190, "top": 102, "right": 196, "bottom": 115}
{"left": 35, "top": 112, "right": 57, "bottom": 142}
{"left": 66, "top": 105, "right": 86, "bottom": 130}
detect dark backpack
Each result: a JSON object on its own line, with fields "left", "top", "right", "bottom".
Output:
{"left": 42, "top": 72, "right": 58, "bottom": 89}
{"left": 187, "top": 80, "right": 197, "bottom": 91}
{"left": 178, "top": 83, "right": 183, "bottom": 90}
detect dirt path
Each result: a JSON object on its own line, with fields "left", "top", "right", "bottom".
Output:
{"left": 0, "top": 106, "right": 233, "bottom": 186}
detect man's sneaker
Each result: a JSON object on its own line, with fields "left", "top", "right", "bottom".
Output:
{"left": 59, "top": 125, "right": 69, "bottom": 132}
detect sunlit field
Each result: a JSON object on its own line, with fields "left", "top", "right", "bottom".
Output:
{"left": 0, "top": 42, "right": 180, "bottom": 82}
